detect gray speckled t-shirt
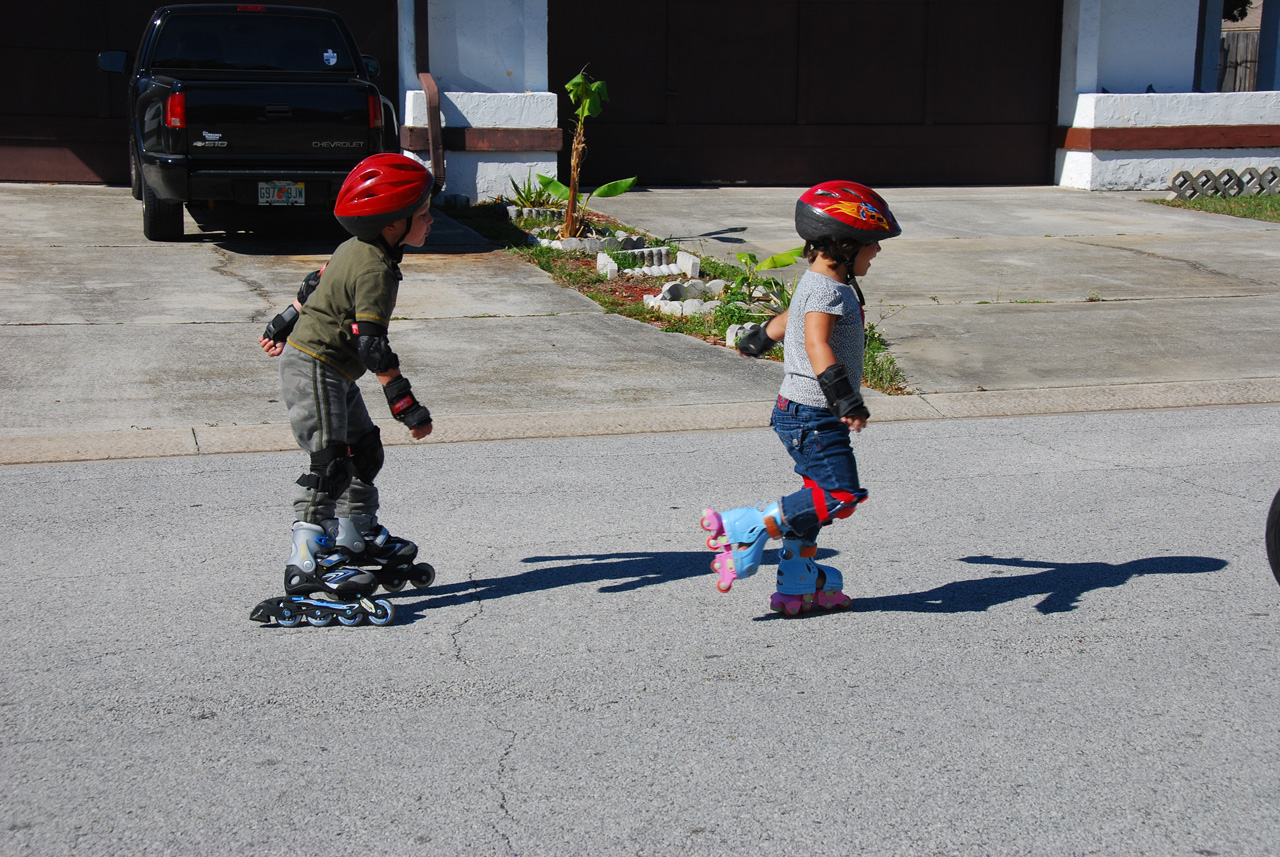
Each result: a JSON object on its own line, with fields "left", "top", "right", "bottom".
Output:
{"left": 778, "top": 270, "right": 865, "bottom": 408}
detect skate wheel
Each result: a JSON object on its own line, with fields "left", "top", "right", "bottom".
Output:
{"left": 367, "top": 599, "right": 395, "bottom": 627}
{"left": 337, "top": 608, "right": 364, "bottom": 627}
{"left": 785, "top": 602, "right": 801, "bottom": 617}
{"left": 411, "top": 563, "right": 436, "bottom": 589}
{"left": 277, "top": 609, "right": 301, "bottom": 628}
{"left": 699, "top": 509, "right": 722, "bottom": 534}
{"left": 705, "top": 534, "right": 725, "bottom": 551}
{"left": 716, "top": 579, "right": 732, "bottom": 593}
{"left": 382, "top": 579, "right": 407, "bottom": 592}
{"left": 306, "top": 610, "right": 333, "bottom": 627}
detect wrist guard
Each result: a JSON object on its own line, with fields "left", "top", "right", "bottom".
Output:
{"left": 816, "top": 363, "right": 870, "bottom": 422}
{"left": 383, "top": 375, "right": 432, "bottom": 430}
{"left": 263, "top": 305, "right": 299, "bottom": 343}
{"left": 736, "top": 323, "right": 779, "bottom": 358}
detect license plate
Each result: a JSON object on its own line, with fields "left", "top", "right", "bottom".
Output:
{"left": 258, "top": 181, "right": 305, "bottom": 206}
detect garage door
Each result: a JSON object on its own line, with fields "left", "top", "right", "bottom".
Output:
{"left": 548, "top": 0, "right": 1062, "bottom": 186}
{"left": 0, "top": 0, "right": 398, "bottom": 184}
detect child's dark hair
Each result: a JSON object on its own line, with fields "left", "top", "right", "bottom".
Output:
{"left": 803, "top": 237, "right": 864, "bottom": 269}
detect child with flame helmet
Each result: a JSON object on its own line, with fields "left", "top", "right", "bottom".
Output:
{"left": 702, "top": 180, "right": 901, "bottom": 615}
{"left": 252, "top": 154, "right": 439, "bottom": 623}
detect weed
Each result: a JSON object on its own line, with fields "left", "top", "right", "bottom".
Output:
{"left": 864, "top": 323, "right": 907, "bottom": 394}
{"left": 1085, "top": 290, "right": 1102, "bottom": 302}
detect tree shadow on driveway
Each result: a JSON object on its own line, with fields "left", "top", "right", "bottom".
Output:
{"left": 848, "top": 554, "right": 1228, "bottom": 616}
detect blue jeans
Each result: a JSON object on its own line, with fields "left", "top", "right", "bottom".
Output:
{"left": 770, "top": 398, "right": 863, "bottom": 542}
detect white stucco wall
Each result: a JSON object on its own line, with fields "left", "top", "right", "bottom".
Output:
{"left": 1061, "top": 0, "right": 1204, "bottom": 122}
{"left": 1070, "top": 91, "right": 1280, "bottom": 127}
{"left": 1057, "top": 148, "right": 1280, "bottom": 190}
{"left": 1056, "top": 91, "right": 1280, "bottom": 189}
{"left": 426, "top": 0, "right": 548, "bottom": 93}
{"left": 404, "top": 90, "right": 559, "bottom": 203}
{"left": 399, "top": 0, "right": 558, "bottom": 203}
{"left": 1097, "top": 0, "right": 1201, "bottom": 93}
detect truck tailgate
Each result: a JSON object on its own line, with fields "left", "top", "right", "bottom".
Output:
{"left": 183, "top": 81, "right": 374, "bottom": 163}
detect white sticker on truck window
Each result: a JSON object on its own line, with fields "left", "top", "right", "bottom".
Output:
{"left": 323, "top": 49, "right": 337, "bottom": 66}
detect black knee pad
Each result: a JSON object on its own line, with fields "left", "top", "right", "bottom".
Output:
{"left": 350, "top": 426, "right": 384, "bottom": 484}
{"left": 297, "top": 442, "right": 354, "bottom": 498}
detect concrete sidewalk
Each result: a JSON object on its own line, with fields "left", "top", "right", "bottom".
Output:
{"left": 1, "top": 183, "right": 1277, "bottom": 465}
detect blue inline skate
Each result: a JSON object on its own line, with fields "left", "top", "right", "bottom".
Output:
{"left": 700, "top": 501, "right": 786, "bottom": 592}
{"left": 330, "top": 516, "right": 436, "bottom": 593}
{"left": 770, "top": 538, "right": 851, "bottom": 616}
{"left": 250, "top": 522, "right": 395, "bottom": 627}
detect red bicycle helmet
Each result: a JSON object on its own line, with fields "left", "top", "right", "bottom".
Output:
{"left": 795, "top": 180, "right": 901, "bottom": 245}
{"left": 334, "top": 154, "right": 434, "bottom": 241}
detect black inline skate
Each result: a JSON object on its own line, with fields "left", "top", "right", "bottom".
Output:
{"left": 330, "top": 516, "right": 436, "bottom": 593}
{"left": 250, "top": 522, "right": 396, "bottom": 628}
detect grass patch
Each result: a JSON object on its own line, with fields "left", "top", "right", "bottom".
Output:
{"left": 1153, "top": 195, "right": 1280, "bottom": 222}
{"left": 443, "top": 201, "right": 907, "bottom": 393}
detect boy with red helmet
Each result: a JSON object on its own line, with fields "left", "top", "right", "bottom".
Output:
{"left": 701, "top": 181, "right": 901, "bottom": 615}
{"left": 251, "top": 154, "right": 438, "bottom": 627}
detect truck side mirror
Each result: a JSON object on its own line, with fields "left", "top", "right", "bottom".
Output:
{"left": 362, "top": 55, "right": 381, "bottom": 79}
{"left": 98, "top": 50, "right": 129, "bottom": 73}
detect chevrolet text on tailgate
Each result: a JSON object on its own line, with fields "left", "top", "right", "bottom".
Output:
{"left": 99, "top": 4, "right": 397, "bottom": 241}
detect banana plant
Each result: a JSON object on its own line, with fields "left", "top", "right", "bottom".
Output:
{"left": 537, "top": 70, "right": 637, "bottom": 239}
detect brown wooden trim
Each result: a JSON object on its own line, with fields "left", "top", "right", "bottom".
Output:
{"left": 1056, "top": 124, "right": 1280, "bottom": 151}
{"left": 403, "top": 126, "right": 564, "bottom": 152}
{"left": 441, "top": 127, "right": 564, "bottom": 152}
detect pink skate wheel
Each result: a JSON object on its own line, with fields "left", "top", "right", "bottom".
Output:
{"left": 699, "top": 509, "right": 723, "bottom": 535}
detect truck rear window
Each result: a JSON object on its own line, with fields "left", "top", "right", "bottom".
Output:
{"left": 150, "top": 13, "right": 357, "bottom": 73}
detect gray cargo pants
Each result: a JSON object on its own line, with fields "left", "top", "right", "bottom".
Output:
{"left": 280, "top": 344, "right": 379, "bottom": 524}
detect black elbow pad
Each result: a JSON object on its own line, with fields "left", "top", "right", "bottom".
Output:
{"left": 296, "top": 265, "right": 325, "bottom": 305}
{"left": 352, "top": 321, "right": 399, "bottom": 372}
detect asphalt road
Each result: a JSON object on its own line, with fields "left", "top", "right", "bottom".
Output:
{"left": 3, "top": 405, "right": 1278, "bottom": 856}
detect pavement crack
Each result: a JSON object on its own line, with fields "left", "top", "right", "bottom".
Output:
{"left": 448, "top": 556, "right": 491, "bottom": 666}
{"left": 491, "top": 723, "right": 518, "bottom": 852}
{"left": 211, "top": 246, "right": 276, "bottom": 322}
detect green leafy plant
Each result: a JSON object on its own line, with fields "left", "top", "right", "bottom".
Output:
{"left": 536, "top": 70, "right": 637, "bottom": 239}
{"left": 507, "top": 172, "right": 557, "bottom": 208}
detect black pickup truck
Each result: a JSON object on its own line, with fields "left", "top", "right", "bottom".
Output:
{"left": 99, "top": 4, "right": 398, "bottom": 241}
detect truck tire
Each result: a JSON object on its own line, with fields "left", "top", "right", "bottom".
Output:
{"left": 142, "top": 177, "right": 183, "bottom": 241}
{"left": 129, "top": 145, "right": 142, "bottom": 201}
{"left": 1268, "top": 487, "right": 1280, "bottom": 586}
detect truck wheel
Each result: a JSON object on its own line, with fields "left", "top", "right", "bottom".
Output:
{"left": 142, "top": 177, "right": 183, "bottom": 241}
{"left": 129, "top": 145, "right": 142, "bottom": 201}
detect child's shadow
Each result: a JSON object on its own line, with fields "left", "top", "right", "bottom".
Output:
{"left": 394, "top": 549, "right": 713, "bottom": 619}
{"left": 851, "top": 554, "right": 1228, "bottom": 615}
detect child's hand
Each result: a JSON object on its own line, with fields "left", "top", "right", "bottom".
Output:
{"left": 410, "top": 424, "right": 433, "bottom": 440}
{"left": 842, "top": 416, "right": 867, "bottom": 433}
{"left": 258, "top": 336, "right": 285, "bottom": 357}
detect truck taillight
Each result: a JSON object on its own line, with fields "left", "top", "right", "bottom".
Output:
{"left": 237, "top": 5, "right": 266, "bottom": 10}
{"left": 165, "top": 92, "right": 186, "bottom": 128}
{"left": 368, "top": 95, "right": 383, "bottom": 130}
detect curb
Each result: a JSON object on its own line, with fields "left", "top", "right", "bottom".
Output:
{"left": 3, "top": 378, "right": 1277, "bottom": 466}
